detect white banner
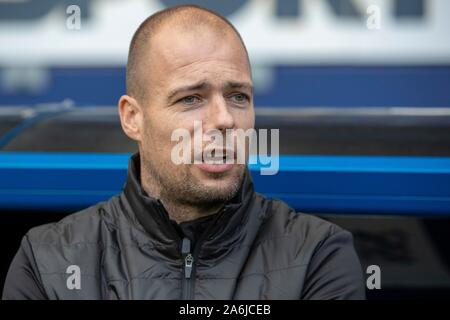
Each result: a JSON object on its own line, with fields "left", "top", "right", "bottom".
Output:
{"left": 0, "top": 0, "right": 449, "bottom": 66}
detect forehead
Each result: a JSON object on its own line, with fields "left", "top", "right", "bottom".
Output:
{"left": 147, "top": 25, "right": 251, "bottom": 88}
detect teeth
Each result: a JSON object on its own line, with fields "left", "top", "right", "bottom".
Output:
{"left": 204, "top": 159, "right": 225, "bottom": 164}
{"left": 200, "top": 150, "right": 235, "bottom": 164}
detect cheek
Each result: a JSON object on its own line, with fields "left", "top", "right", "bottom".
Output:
{"left": 143, "top": 113, "right": 194, "bottom": 163}
{"left": 235, "top": 107, "right": 255, "bottom": 129}
{"left": 142, "top": 114, "right": 171, "bottom": 151}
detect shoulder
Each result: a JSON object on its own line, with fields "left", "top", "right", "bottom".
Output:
{"left": 21, "top": 198, "right": 124, "bottom": 284}
{"left": 26, "top": 203, "right": 106, "bottom": 247}
{"left": 25, "top": 195, "right": 127, "bottom": 248}
{"left": 257, "top": 195, "right": 347, "bottom": 245}
{"left": 253, "top": 195, "right": 356, "bottom": 267}
{"left": 254, "top": 196, "right": 365, "bottom": 299}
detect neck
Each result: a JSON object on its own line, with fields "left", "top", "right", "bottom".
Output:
{"left": 159, "top": 197, "right": 222, "bottom": 224}
{"left": 140, "top": 168, "right": 222, "bottom": 225}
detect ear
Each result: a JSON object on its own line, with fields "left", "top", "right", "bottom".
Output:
{"left": 118, "top": 95, "right": 144, "bottom": 142}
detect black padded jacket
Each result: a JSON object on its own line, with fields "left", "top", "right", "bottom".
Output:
{"left": 2, "top": 153, "right": 366, "bottom": 300}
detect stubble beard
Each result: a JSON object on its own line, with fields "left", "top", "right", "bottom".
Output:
{"left": 140, "top": 149, "right": 245, "bottom": 209}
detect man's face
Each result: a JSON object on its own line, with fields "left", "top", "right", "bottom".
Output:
{"left": 137, "top": 26, "right": 254, "bottom": 206}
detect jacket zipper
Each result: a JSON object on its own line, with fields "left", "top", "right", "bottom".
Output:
{"left": 180, "top": 207, "right": 228, "bottom": 300}
{"left": 181, "top": 237, "right": 194, "bottom": 300}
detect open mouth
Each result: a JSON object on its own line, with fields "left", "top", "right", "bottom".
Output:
{"left": 201, "top": 149, "right": 235, "bottom": 164}
{"left": 194, "top": 149, "right": 236, "bottom": 173}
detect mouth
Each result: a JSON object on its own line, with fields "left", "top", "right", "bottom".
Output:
{"left": 194, "top": 149, "right": 236, "bottom": 173}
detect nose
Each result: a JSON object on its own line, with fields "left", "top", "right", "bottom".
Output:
{"left": 205, "top": 95, "right": 235, "bottom": 132}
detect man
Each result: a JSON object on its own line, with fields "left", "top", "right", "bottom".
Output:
{"left": 2, "top": 5, "right": 365, "bottom": 300}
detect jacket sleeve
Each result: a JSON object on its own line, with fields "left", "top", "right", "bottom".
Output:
{"left": 301, "top": 229, "right": 366, "bottom": 300}
{"left": 2, "top": 235, "right": 48, "bottom": 300}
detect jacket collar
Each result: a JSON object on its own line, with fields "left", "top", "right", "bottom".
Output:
{"left": 122, "top": 152, "right": 256, "bottom": 258}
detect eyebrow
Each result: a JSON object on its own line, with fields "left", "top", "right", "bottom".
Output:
{"left": 167, "top": 80, "right": 253, "bottom": 103}
{"left": 167, "top": 81, "right": 209, "bottom": 102}
{"left": 224, "top": 81, "right": 253, "bottom": 93}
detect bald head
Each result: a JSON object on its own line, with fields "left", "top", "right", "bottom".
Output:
{"left": 118, "top": 6, "right": 255, "bottom": 217}
{"left": 126, "top": 5, "right": 251, "bottom": 101}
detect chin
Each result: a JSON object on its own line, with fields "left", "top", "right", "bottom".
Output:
{"left": 193, "top": 164, "right": 243, "bottom": 181}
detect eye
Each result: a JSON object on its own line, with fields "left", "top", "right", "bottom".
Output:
{"left": 179, "top": 95, "right": 201, "bottom": 105}
{"left": 230, "top": 93, "right": 249, "bottom": 104}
